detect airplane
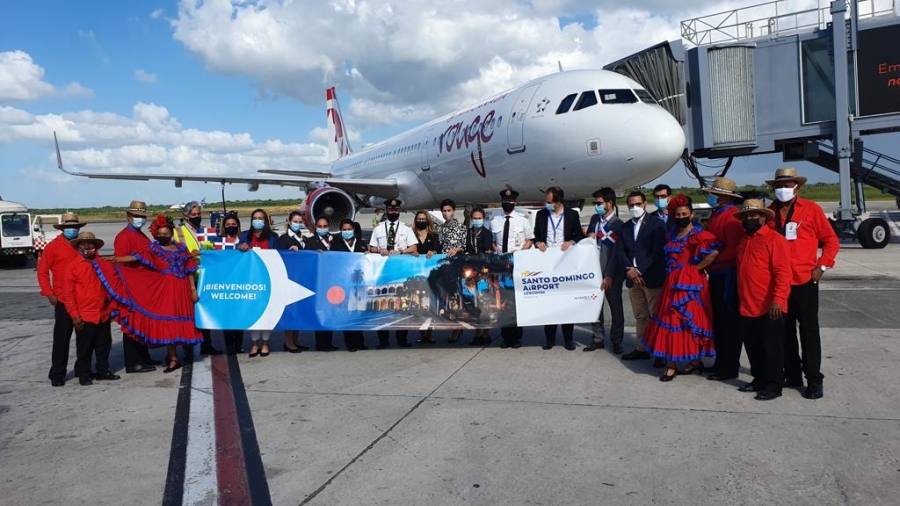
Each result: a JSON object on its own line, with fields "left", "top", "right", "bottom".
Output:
{"left": 55, "top": 69, "right": 685, "bottom": 231}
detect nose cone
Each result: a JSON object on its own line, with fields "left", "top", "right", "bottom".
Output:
{"left": 625, "top": 107, "right": 685, "bottom": 175}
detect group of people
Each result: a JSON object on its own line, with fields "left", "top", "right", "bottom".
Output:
{"left": 40, "top": 167, "right": 839, "bottom": 402}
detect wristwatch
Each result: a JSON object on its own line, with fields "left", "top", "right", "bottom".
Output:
{"left": 819, "top": 265, "right": 827, "bottom": 272}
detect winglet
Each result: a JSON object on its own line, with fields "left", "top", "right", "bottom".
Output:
{"left": 326, "top": 87, "right": 352, "bottom": 161}
{"left": 54, "top": 131, "right": 78, "bottom": 176}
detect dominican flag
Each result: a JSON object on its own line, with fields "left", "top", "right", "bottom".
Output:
{"left": 597, "top": 225, "right": 618, "bottom": 247}
{"left": 212, "top": 237, "right": 238, "bottom": 250}
{"left": 196, "top": 227, "right": 219, "bottom": 243}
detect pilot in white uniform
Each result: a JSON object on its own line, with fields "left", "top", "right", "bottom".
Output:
{"left": 490, "top": 188, "right": 534, "bottom": 348}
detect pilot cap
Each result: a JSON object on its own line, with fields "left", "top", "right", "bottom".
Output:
{"left": 500, "top": 189, "right": 520, "bottom": 200}
{"left": 384, "top": 198, "right": 403, "bottom": 208}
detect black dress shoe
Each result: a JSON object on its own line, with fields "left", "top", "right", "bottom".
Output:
{"left": 784, "top": 377, "right": 804, "bottom": 388}
{"left": 376, "top": 344, "right": 389, "bottom": 349}
{"left": 358, "top": 345, "right": 370, "bottom": 351}
{"left": 145, "top": 359, "right": 162, "bottom": 366}
{"left": 399, "top": 342, "right": 412, "bottom": 348}
{"left": 706, "top": 373, "right": 739, "bottom": 381}
{"left": 51, "top": 380, "right": 65, "bottom": 387}
{"left": 738, "top": 382, "right": 764, "bottom": 393}
{"left": 164, "top": 362, "right": 183, "bottom": 374}
{"left": 612, "top": 343, "right": 624, "bottom": 354}
{"left": 659, "top": 368, "right": 677, "bottom": 382}
{"left": 542, "top": 343, "right": 553, "bottom": 350}
{"left": 95, "top": 372, "right": 121, "bottom": 381}
{"left": 621, "top": 350, "right": 650, "bottom": 361}
{"left": 755, "top": 390, "right": 782, "bottom": 401}
{"left": 347, "top": 347, "right": 357, "bottom": 352}
{"left": 328, "top": 345, "right": 340, "bottom": 351}
{"left": 282, "top": 344, "right": 302, "bottom": 354}
{"left": 297, "top": 345, "right": 310, "bottom": 351}
{"left": 79, "top": 377, "right": 93, "bottom": 386}
{"left": 564, "top": 342, "right": 576, "bottom": 351}
{"left": 500, "top": 342, "right": 510, "bottom": 349}
{"left": 511, "top": 342, "right": 522, "bottom": 349}
{"left": 652, "top": 357, "right": 665, "bottom": 368}
{"left": 583, "top": 342, "right": 604, "bottom": 351}
{"left": 200, "top": 346, "right": 223, "bottom": 356}
{"left": 802, "top": 383, "right": 823, "bottom": 399}
{"left": 126, "top": 364, "right": 156, "bottom": 373}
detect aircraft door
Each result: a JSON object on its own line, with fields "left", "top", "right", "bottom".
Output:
{"left": 421, "top": 127, "right": 434, "bottom": 172}
{"left": 506, "top": 83, "right": 541, "bottom": 154}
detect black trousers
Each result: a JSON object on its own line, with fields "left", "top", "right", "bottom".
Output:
{"left": 742, "top": 314, "right": 784, "bottom": 392}
{"left": 500, "top": 326, "right": 523, "bottom": 345}
{"left": 377, "top": 330, "right": 408, "bottom": 346}
{"left": 122, "top": 334, "right": 153, "bottom": 368}
{"left": 74, "top": 320, "right": 112, "bottom": 379}
{"left": 596, "top": 277, "right": 625, "bottom": 345}
{"left": 344, "top": 331, "right": 365, "bottom": 349}
{"left": 709, "top": 272, "right": 742, "bottom": 376}
{"left": 315, "top": 331, "right": 335, "bottom": 350}
{"left": 48, "top": 302, "right": 75, "bottom": 382}
{"left": 223, "top": 330, "right": 244, "bottom": 354}
{"left": 200, "top": 328, "right": 215, "bottom": 351}
{"left": 785, "top": 280, "right": 823, "bottom": 384}
{"left": 544, "top": 324, "right": 574, "bottom": 344}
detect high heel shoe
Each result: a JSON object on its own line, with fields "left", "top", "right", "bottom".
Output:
{"left": 679, "top": 362, "right": 704, "bottom": 375}
{"left": 282, "top": 344, "right": 302, "bottom": 354}
{"left": 659, "top": 367, "right": 677, "bottom": 382}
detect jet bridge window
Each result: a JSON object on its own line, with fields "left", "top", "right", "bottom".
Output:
{"left": 633, "top": 89, "right": 657, "bottom": 104}
{"left": 598, "top": 89, "right": 638, "bottom": 104}
{"left": 555, "top": 93, "right": 577, "bottom": 114}
{"left": 572, "top": 91, "right": 598, "bottom": 111}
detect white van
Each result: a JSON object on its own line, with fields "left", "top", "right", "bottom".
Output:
{"left": 0, "top": 199, "right": 34, "bottom": 267}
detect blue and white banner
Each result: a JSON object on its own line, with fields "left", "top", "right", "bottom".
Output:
{"left": 195, "top": 240, "right": 603, "bottom": 331}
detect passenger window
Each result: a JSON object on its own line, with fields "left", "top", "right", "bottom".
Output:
{"left": 634, "top": 89, "right": 657, "bottom": 104}
{"left": 573, "top": 91, "right": 598, "bottom": 111}
{"left": 598, "top": 89, "right": 638, "bottom": 104}
{"left": 555, "top": 93, "right": 577, "bottom": 114}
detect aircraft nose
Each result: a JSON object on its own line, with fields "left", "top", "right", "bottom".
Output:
{"left": 624, "top": 107, "right": 685, "bottom": 172}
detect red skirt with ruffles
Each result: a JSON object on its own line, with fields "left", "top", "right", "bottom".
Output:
{"left": 642, "top": 268, "right": 716, "bottom": 362}
{"left": 93, "top": 260, "right": 202, "bottom": 347}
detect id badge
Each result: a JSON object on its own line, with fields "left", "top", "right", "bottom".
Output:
{"left": 785, "top": 222, "right": 798, "bottom": 241}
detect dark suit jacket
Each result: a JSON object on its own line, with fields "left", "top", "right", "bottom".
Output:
{"left": 533, "top": 208, "right": 584, "bottom": 245}
{"left": 587, "top": 213, "right": 625, "bottom": 282}
{"left": 615, "top": 214, "right": 667, "bottom": 289}
{"left": 277, "top": 233, "right": 305, "bottom": 251}
{"left": 330, "top": 236, "right": 368, "bottom": 252}
{"left": 305, "top": 234, "right": 334, "bottom": 252}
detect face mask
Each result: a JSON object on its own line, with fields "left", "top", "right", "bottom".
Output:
{"left": 341, "top": 230, "right": 355, "bottom": 240}
{"left": 63, "top": 229, "right": 79, "bottom": 240}
{"left": 629, "top": 206, "right": 645, "bottom": 219}
{"left": 775, "top": 187, "right": 796, "bottom": 203}
{"left": 290, "top": 223, "right": 302, "bottom": 233}
{"left": 224, "top": 226, "right": 239, "bottom": 236}
{"left": 655, "top": 198, "right": 669, "bottom": 209}
{"left": 544, "top": 203, "right": 555, "bottom": 212}
{"left": 674, "top": 216, "right": 692, "bottom": 228}
{"left": 251, "top": 219, "right": 265, "bottom": 230}
{"left": 132, "top": 217, "right": 146, "bottom": 228}
{"left": 501, "top": 203, "right": 515, "bottom": 213}
{"left": 471, "top": 219, "right": 484, "bottom": 228}
{"left": 707, "top": 194, "right": 719, "bottom": 207}
{"left": 386, "top": 212, "right": 400, "bottom": 222}
{"left": 188, "top": 216, "right": 202, "bottom": 228}
{"left": 415, "top": 221, "right": 428, "bottom": 230}
{"left": 594, "top": 205, "right": 605, "bottom": 215}
{"left": 80, "top": 250, "right": 97, "bottom": 260}
{"left": 743, "top": 219, "right": 763, "bottom": 235}
{"left": 157, "top": 236, "right": 172, "bottom": 246}
{"left": 316, "top": 227, "right": 329, "bottom": 237}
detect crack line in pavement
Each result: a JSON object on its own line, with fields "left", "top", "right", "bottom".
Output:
{"left": 297, "top": 347, "right": 487, "bottom": 506}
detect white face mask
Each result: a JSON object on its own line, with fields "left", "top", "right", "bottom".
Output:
{"left": 629, "top": 206, "right": 645, "bottom": 219}
{"left": 775, "top": 187, "right": 796, "bottom": 203}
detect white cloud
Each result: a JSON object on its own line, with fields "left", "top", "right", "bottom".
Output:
{"left": 0, "top": 51, "right": 94, "bottom": 101}
{"left": 150, "top": 8, "right": 164, "bottom": 19}
{"left": 134, "top": 69, "right": 157, "bottom": 83}
{"left": 77, "top": 29, "right": 96, "bottom": 41}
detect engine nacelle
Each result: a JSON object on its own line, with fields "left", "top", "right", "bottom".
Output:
{"left": 300, "top": 186, "right": 356, "bottom": 232}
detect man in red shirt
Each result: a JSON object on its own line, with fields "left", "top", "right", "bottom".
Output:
{"left": 735, "top": 200, "right": 792, "bottom": 401}
{"left": 701, "top": 177, "right": 746, "bottom": 382}
{"left": 113, "top": 201, "right": 157, "bottom": 373}
{"left": 37, "top": 212, "right": 85, "bottom": 386}
{"left": 65, "top": 232, "right": 120, "bottom": 385}
{"left": 767, "top": 168, "right": 840, "bottom": 400}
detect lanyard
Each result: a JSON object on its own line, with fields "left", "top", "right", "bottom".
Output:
{"left": 775, "top": 203, "right": 796, "bottom": 236}
{"left": 549, "top": 212, "right": 563, "bottom": 244}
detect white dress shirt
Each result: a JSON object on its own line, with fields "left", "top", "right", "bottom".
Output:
{"left": 370, "top": 219, "right": 414, "bottom": 251}
{"left": 490, "top": 212, "right": 534, "bottom": 253}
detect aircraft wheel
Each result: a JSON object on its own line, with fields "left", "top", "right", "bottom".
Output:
{"left": 857, "top": 217, "right": 890, "bottom": 249}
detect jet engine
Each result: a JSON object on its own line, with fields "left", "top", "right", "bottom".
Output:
{"left": 300, "top": 186, "right": 356, "bottom": 232}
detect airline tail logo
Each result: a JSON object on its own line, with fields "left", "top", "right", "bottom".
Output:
{"left": 326, "top": 87, "right": 352, "bottom": 161}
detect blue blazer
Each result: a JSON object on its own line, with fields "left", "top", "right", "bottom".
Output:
{"left": 239, "top": 230, "right": 279, "bottom": 249}
{"left": 614, "top": 214, "right": 667, "bottom": 289}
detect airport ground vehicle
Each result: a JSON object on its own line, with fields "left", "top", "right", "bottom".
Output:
{"left": 0, "top": 199, "right": 34, "bottom": 267}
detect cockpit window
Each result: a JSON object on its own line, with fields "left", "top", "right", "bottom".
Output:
{"left": 598, "top": 89, "right": 638, "bottom": 104}
{"left": 634, "top": 89, "right": 657, "bottom": 104}
{"left": 572, "top": 91, "right": 598, "bottom": 111}
{"left": 555, "top": 93, "right": 577, "bottom": 114}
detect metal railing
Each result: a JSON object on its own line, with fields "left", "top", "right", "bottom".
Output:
{"left": 681, "top": 0, "right": 896, "bottom": 46}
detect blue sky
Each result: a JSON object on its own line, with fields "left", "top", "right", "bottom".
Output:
{"left": 2, "top": 0, "right": 892, "bottom": 210}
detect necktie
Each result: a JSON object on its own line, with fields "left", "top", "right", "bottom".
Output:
{"left": 502, "top": 216, "right": 511, "bottom": 252}
{"left": 387, "top": 222, "right": 396, "bottom": 251}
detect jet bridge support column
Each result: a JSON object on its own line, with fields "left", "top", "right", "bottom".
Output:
{"left": 831, "top": 0, "right": 854, "bottom": 222}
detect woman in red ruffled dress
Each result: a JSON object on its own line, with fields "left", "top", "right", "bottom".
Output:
{"left": 643, "top": 194, "right": 720, "bottom": 382}
{"left": 96, "top": 215, "right": 203, "bottom": 373}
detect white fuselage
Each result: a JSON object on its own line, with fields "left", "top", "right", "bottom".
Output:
{"left": 331, "top": 69, "right": 685, "bottom": 208}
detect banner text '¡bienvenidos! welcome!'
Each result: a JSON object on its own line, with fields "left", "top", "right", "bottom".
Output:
{"left": 203, "top": 283, "right": 268, "bottom": 301}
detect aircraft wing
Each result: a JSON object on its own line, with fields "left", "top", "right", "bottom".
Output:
{"left": 257, "top": 170, "right": 399, "bottom": 198}
{"left": 57, "top": 169, "right": 309, "bottom": 188}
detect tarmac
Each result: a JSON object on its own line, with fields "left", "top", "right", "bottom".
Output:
{"left": 1, "top": 204, "right": 899, "bottom": 505}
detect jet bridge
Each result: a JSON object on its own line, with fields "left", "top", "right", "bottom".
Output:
{"left": 605, "top": 0, "right": 900, "bottom": 248}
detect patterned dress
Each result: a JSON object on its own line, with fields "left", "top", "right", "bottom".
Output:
{"left": 439, "top": 219, "right": 467, "bottom": 253}
{"left": 642, "top": 225, "right": 718, "bottom": 362}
